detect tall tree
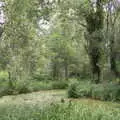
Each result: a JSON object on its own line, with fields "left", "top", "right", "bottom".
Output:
{"left": 1, "top": 0, "right": 39, "bottom": 88}
{"left": 85, "top": 0, "right": 104, "bottom": 83}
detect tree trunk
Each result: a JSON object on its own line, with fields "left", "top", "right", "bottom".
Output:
{"left": 8, "top": 71, "right": 14, "bottom": 89}
{"left": 109, "top": 33, "right": 120, "bottom": 78}
{"left": 64, "top": 63, "right": 68, "bottom": 80}
{"left": 110, "top": 51, "right": 120, "bottom": 78}
{"left": 85, "top": 0, "right": 104, "bottom": 83}
{"left": 90, "top": 47, "right": 101, "bottom": 83}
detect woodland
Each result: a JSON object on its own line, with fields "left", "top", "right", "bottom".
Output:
{"left": 0, "top": 0, "right": 120, "bottom": 120}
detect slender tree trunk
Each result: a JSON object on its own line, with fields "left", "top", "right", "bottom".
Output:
{"left": 64, "top": 63, "right": 68, "bottom": 80}
{"left": 109, "top": 27, "right": 120, "bottom": 78}
{"left": 8, "top": 71, "right": 14, "bottom": 89}
{"left": 110, "top": 49, "right": 120, "bottom": 78}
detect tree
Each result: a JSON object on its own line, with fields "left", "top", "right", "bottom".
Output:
{"left": 0, "top": 0, "right": 39, "bottom": 88}
{"left": 106, "top": 1, "right": 120, "bottom": 78}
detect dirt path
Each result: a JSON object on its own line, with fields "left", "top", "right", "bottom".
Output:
{"left": 0, "top": 90, "right": 66, "bottom": 106}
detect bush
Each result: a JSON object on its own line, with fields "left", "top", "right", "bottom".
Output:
{"left": 30, "top": 80, "right": 68, "bottom": 91}
{"left": 0, "top": 87, "right": 14, "bottom": 97}
{"left": 68, "top": 82, "right": 79, "bottom": 98}
{"left": 68, "top": 81, "right": 92, "bottom": 98}
{"left": 52, "top": 80, "right": 68, "bottom": 89}
{"left": 30, "top": 81, "right": 53, "bottom": 91}
{"left": 15, "top": 80, "right": 32, "bottom": 94}
{"left": 68, "top": 81, "right": 120, "bottom": 101}
{"left": 91, "top": 83, "right": 120, "bottom": 101}
{"left": 0, "top": 80, "right": 68, "bottom": 97}
{"left": 32, "top": 73, "right": 52, "bottom": 81}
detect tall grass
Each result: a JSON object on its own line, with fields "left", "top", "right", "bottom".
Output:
{"left": 0, "top": 101, "right": 120, "bottom": 120}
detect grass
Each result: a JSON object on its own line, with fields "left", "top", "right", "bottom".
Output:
{"left": 0, "top": 77, "right": 120, "bottom": 120}
{"left": 0, "top": 90, "right": 120, "bottom": 120}
{"left": 0, "top": 99, "right": 120, "bottom": 120}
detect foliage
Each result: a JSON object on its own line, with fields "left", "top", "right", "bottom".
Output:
{"left": 68, "top": 81, "right": 120, "bottom": 101}
{"left": 0, "top": 80, "right": 32, "bottom": 96}
{"left": 32, "top": 73, "right": 51, "bottom": 81}
{"left": 91, "top": 83, "right": 120, "bottom": 101}
{"left": 30, "top": 80, "right": 68, "bottom": 91}
{"left": 52, "top": 80, "right": 68, "bottom": 89}
{"left": 0, "top": 0, "right": 119, "bottom": 99}
{"left": 0, "top": 71, "right": 8, "bottom": 82}
{"left": 68, "top": 81, "right": 92, "bottom": 98}
{"left": 0, "top": 79, "right": 68, "bottom": 97}
{"left": 15, "top": 80, "right": 32, "bottom": 94}
{"left": 30, "top": 80, "right": 53, "bottom": 91}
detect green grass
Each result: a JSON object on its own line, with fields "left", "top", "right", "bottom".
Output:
{"left": 0, "top": 99, "right": 120, "bottom": 120}
{"left": 0, "top": 89, "right": 120, "bottom": 120}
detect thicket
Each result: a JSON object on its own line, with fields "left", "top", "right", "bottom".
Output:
{"left": 0, "top": 71, "right": 68, "bottom": 97}
{"left": 68, "top": 81, "right": 120, "bottom": 101}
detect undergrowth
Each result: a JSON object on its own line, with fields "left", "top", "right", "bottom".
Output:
{"left": 0, "top": 101, "right": 120, "bottom": 120}
{"left": 68, "top": 81, "right": 120, "bottom": 101}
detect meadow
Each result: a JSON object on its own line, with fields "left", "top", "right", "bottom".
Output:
{"left": 0, "top": 90, "right": 120, "bottom": 120}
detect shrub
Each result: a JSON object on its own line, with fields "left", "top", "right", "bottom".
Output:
{"left": 68, "top": 81, "right": 92, "bottom": 98}
{"left": 15, "top": 80, "right": 32, "bottom": 94}
{"left": 68, "top": 81, "right": 120, "bottom": 101}
{"left": 91, "top": 84, "right": 108, "bottom": 100}
{"left": 16, "top": 84, "right": 32, "bottom": 94}
{"left": 91, "top": 83, "right": 120, "bottom": 101}
{"left": 0, "top": 80, "right": 68, "bottom": 97}
{"left": 0, "top": 87, "right": 14, "bottom": 97}
{"left": 68, "top": 82, "right": 79, "bottom": 98}
{"left": 32, "top": 73, "right": 52, "bottom": 81}
{"left": 31, "top": 81, "right": 52, "bottom": 91}
{"left": 52, "top": 80, "right": 68, "bottom": 89}
{"left": 30, "top": 80, "right": 68, "bottom": 91}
